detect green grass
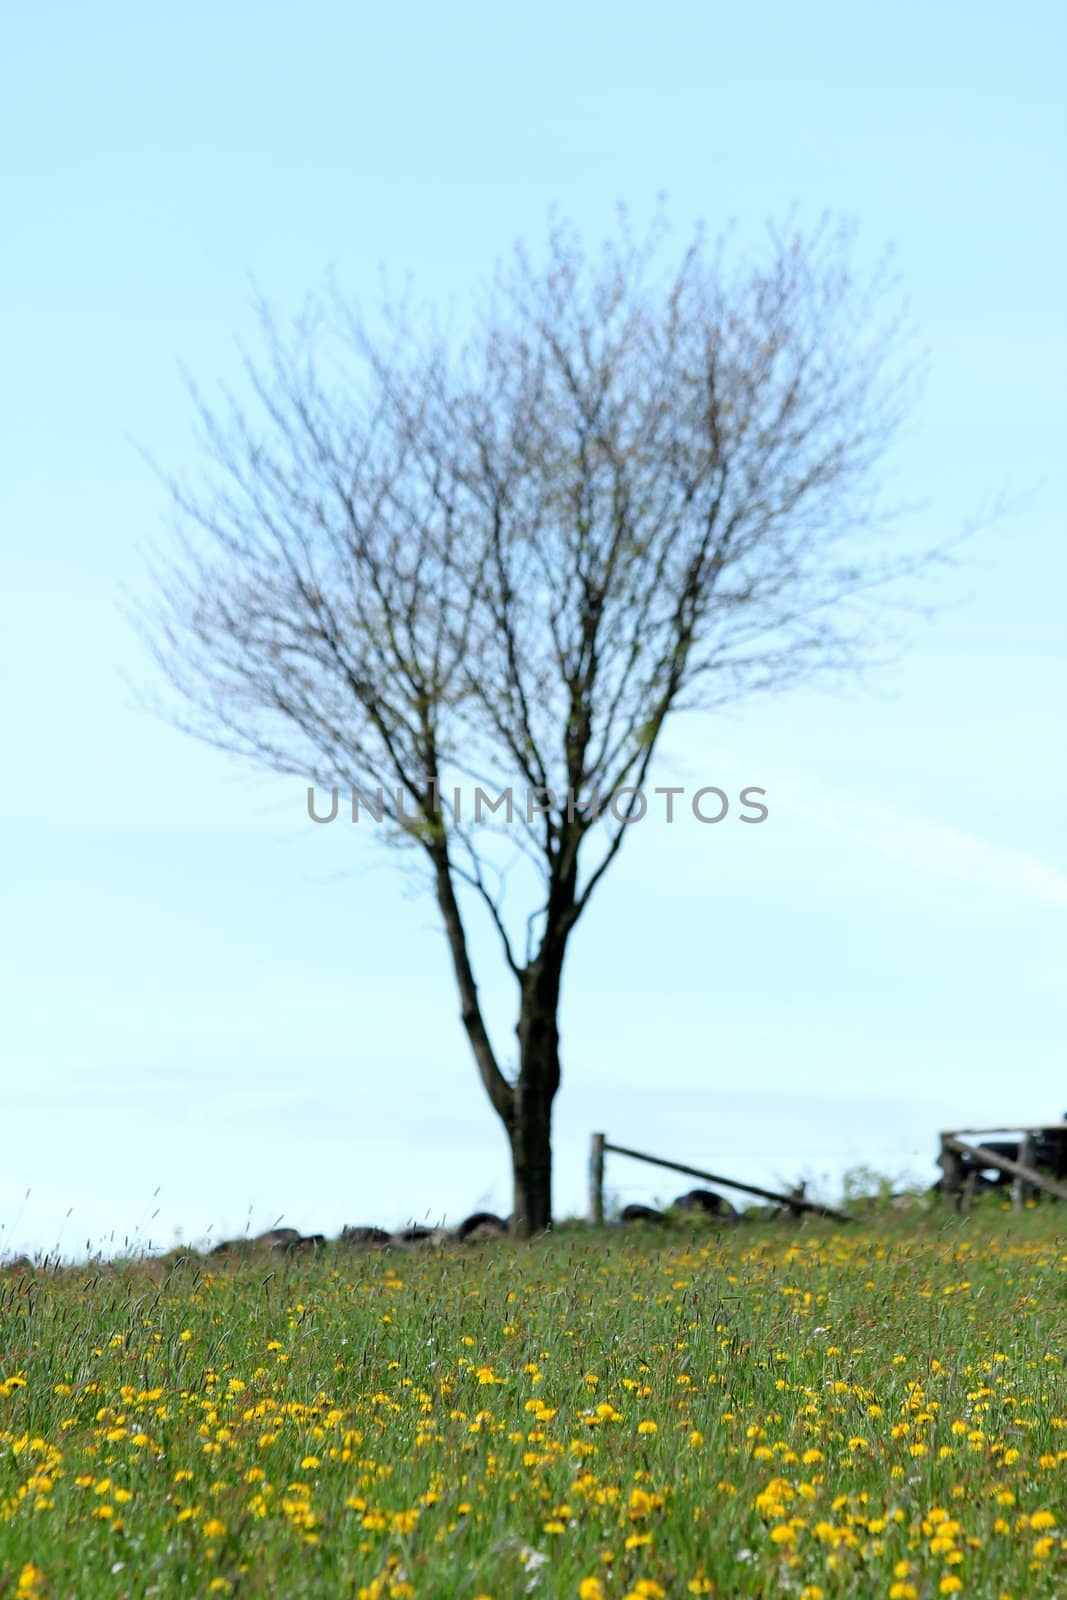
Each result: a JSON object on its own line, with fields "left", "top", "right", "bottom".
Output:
{"left": 1, "top": 1211, "right": 1065, "bottom": 1598}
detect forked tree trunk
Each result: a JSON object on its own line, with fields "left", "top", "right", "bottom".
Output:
{"left": 432, "top": 838, "right": 572, "bottom": 1240}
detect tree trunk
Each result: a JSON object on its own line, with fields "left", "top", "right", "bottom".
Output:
{"left": 431, "top": 828, "right": 577, "bottom": 1240}
{"left": 510, "top": 1092, "right": 553, "bottom": 1237}
{"left": 511, "top": 950, "right": 565, "bottom": 1237}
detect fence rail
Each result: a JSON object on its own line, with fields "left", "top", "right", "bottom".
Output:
{"left": 943, "top": 1125, "right": 1067, "bottom": 1138}
{"left": 589, "top": 1133, "right": 853, "bottom": 1224}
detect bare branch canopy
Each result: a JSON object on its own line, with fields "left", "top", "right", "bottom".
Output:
{"left": 145, "top": 212, "right": 922, "bottom": 1233}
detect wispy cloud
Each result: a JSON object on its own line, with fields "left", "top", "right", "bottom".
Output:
{"left": 779, "top": 780, "right": 1067, "bottom": 907}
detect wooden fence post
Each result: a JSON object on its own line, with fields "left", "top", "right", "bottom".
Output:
{"left": 589, "top": 1132, "right": 606, "bottom": 1226}
{"left": 1013, "top": 1134, "right": 1035, "bottom": 1211}
{"left": 939, "top": 1135, "right": 963, "bottom": 1213}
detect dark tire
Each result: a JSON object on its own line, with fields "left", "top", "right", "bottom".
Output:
{"left": 620, "top": 1204, "right": 666, "bottom": 1225}
{"left": 340, "top": 1226, "right": 394, "bottom": 1248}
{"left": 457, "top": 1211, "right": 509, "bottom": 1242}
{"left": 673, "top": 1188, "right": 738, "bottom": 1220}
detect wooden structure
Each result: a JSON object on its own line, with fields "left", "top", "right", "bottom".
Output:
{"left": 589, "top": 1133, "right": 853, "bottom": 1224}
{"left": 938, "top": 1124, "right": 1067, "bottom": 1212}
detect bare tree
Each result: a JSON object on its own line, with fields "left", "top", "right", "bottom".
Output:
{"left": 147, "top": 214, "right": 918, "bottom": 1236}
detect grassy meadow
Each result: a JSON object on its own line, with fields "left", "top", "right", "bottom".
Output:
{"left": 1, "top": 1211, "right": 1065, "bottom": 1598}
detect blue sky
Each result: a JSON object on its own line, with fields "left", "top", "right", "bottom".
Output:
{"left": 2, "top": 2, "right": 1065, "bottom": 1257}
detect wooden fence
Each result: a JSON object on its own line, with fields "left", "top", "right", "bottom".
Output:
{"left": 938, "top": 1125, "right": 1067, "bottom": 1211}
{"left": 588, "top": 1133, "right": 854, "bottom": 1224}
